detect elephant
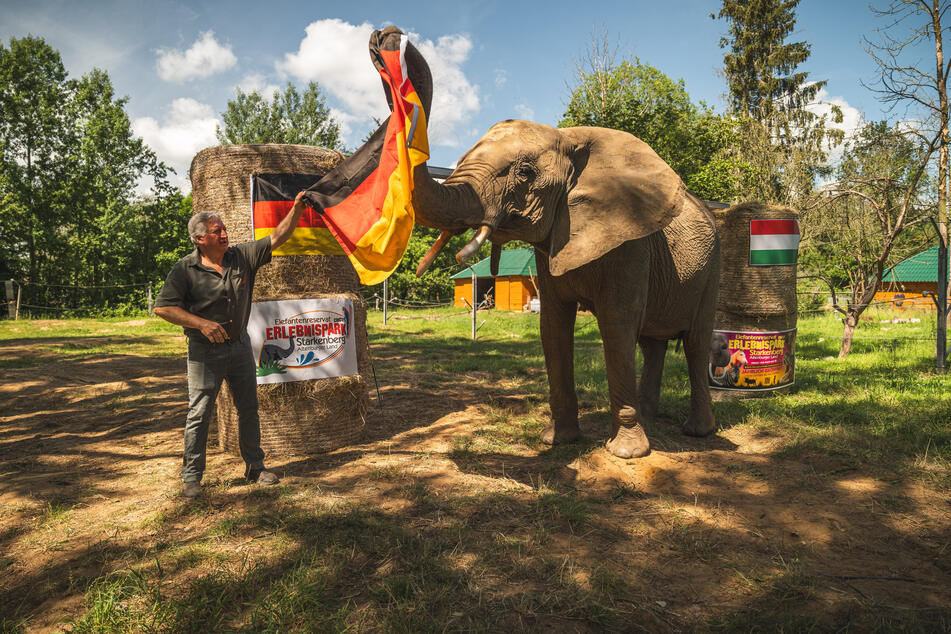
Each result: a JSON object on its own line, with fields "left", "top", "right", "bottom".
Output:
{"left": 259, "top": 336, "right": 295, "bottom": 365}
{"left": 374, "top": 27, "right": 722, "bottom": 458}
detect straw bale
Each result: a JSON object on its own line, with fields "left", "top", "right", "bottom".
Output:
{"left": 711, "top": 202, "right": 799, "bottom": 399}
{"left": 712, "top": 201, "right": 798, "bottom": 332}
{"left": 190, "top": 144, "right": 369, "bottom": 456}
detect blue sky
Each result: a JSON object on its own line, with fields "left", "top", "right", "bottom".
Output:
{"left": 0, "top": 0, "right": 910, "bottom": 190}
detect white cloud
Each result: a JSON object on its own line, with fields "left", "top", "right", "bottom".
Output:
{"left": 412, "top": 32, "right": 481, "bottom": 147}
{"left": 806, "top": 87, "right": 864, "bottom": 139}
{"left": 804, "top": 86, "right": 865, "bottom": 164}
{"left": 494, "top": 69, "right": 509, "bottom": 88}
{"left": 514, "top": 104, "right": 535, "bottom": 121}
{"left": 156, "top": 31, "right": 237, "bottom": 82}
{"left": 236, "top": 73, "right": 280, "bottom": 98}
{"left": 133, "top": 98, "right": 220, "bottom": 190}
{"left": 276, "top": 19, "right": 480, "bottom": 147}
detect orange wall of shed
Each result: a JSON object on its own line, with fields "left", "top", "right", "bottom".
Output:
{"left": 453, "top": 276, "right": 535, "bottom": 310}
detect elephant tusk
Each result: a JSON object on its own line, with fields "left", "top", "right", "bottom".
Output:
{"left": 415, "top": 230, "right": 453, "bottom": 277}
{"left": 455, "top": 225, "right": 493, "bottom": 264}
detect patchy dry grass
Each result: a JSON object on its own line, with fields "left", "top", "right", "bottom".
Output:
{"left": 0, "top": 308, "right": 950, "bottom": 631}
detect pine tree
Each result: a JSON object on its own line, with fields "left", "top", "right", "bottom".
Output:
{"left": 714, "top": 0, "right": 842, "bottom": 205}
{"left": 717, "top": 0, "right": 824, "bottom": 127}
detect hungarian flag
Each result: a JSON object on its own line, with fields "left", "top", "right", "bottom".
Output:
{"left": 251, "top": 173, "right": 344, "bottom": 256}
{"left": 299, "top": 27, "right": 430, "bottom": 285}
{"left": 749, "top": 219, "right": 800, "bottom": 266}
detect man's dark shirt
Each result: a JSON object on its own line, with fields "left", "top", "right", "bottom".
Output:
{"left": 155, "top": 236, "right": 271, "bottom": 341}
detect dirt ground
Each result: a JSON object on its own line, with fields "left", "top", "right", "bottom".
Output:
{"left": 1, "top": 326, "right": 950, "bottom": 631}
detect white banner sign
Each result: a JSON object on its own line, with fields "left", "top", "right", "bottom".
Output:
{"left": 248, "top": 298, "right": 357, "bottom": 384}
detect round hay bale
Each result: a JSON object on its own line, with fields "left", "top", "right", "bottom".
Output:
{"left": 711, "top": 202, "right": 798, "bottom": 399}
{"left": 190, "top": 144, "right": 370, "bottom": 455}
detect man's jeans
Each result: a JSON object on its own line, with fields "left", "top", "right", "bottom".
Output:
{"left": 183, "top": 335, "right": 265, "bottom": 482}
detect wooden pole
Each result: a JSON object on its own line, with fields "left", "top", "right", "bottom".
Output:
{"left": 147, "top": 285, "right": 153, "bottom": 316}
{"left": 4, "top": 281, "right": 13, "bottom": 320}
{"left": 471, "top": 269, "right": 477, "bottom": 339}
{"left": 938, "top": 230, "right": 948, "bottom": 371}
{"left": 383, "top": 278, "right": 389, "bottom": 325}
{"left": 15, "top": 283, "right": 21, "bottom": 320}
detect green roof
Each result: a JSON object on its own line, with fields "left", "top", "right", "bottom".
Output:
{"left": 882, "top": 245, "right": 950, "bottom": 283}
{"left": 450, "top": 247, "right": 537, "bottom": 279}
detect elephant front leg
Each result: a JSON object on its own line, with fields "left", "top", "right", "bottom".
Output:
{"left": 682, "top": 326, "right": 717, "bottom": 437}
{"left": 539, "top": 295, "right": 581, "bottom": 446}
{"left": 598, "top": 311, "right": 650, "bottom": 459}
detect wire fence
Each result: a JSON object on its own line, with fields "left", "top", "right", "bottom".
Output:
{"left": 1, "top": 280, "right": 155, "bottom": 319}
{"left": 2, "top": 274, "right": 946, "bottom": 327}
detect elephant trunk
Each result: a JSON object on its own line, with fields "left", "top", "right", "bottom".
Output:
{"left": 413, "top": 163, "right": 500, "bottom": 267}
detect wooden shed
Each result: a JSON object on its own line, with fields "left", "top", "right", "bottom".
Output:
{"left": 451, "top": 248, "right": 539, "bottom": 310}
{"left": 875, "top": 245, "right": 950, "bottom": 309}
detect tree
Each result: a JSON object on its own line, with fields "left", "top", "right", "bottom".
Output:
{"left": 365, "top": 226, "right": 489, "bottom": 305}
{"left": 865, "top": 0, "right": 951, "bottom": 369}
{"left": 0, "top": 36, "right": 73, "bottom": 283}
{"left": 0, "top": 36, "right": 183, "bottom": 313}
{"left": 717, "top": 0, "right": 823, "bottom": 127}
{"left": 715, "top": 0, "right": 843, "bottom": 206}
{"left": 803, "top": 122, "right": 937, "bottom": 357}
{"left": 216, "top": 82, "right": 343, "bottom": 149}
{"left": 560, "top": 37, "right": 743, "bottom": 201}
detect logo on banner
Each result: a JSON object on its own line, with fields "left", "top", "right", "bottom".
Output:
{"left": 709, "top": 328, "right": 796, "bottom": 391}
{"left": 248, "top": 298, "right": 357, "bottom": 384}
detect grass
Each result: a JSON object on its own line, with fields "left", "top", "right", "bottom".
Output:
{"left": 1, "top": 306, "right": 950, "bottom": 631}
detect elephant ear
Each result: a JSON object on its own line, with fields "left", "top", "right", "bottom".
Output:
{"left": 547, "top": 127, "right": 687, "bottom": 276}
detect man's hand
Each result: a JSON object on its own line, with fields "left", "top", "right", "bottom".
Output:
{"left": 198, "top": 318, "right": 230, "bottom": 344}
{"left": 153, "top": 305, "right": 230, "bottom": 343}
{"left": 270, "top": 190, "right": 310, "bottom": 249}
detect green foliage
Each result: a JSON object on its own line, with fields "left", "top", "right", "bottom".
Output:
{"left": 800, "top": 121, "right": 934, "bottom": 305}
{"left": 716, "top": 0, "right": 823, "bottom": 124}
{"left": 364, "top": 226, "right": 491, "bottom": 304}
{"left": 216, "top": 82, "right": 343, "bottom": 149}
{"left": 714, "top": 0, "right": 843, "bottom": 206}
{"left": 560, "top": 58, "right": 744, "bottom": 201}
{"left": 0, "top": 36, "right": 185, "bottom": 314}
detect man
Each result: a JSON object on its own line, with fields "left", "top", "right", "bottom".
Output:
{"left": 154, "top": 192, "right": 308, "bottom": 498}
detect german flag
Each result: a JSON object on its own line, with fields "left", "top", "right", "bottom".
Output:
{"left": 251, "top": 173, "right": 344, "bottom": 256}
{"left": 300, "top": 26, "right": 431, "bottom": 285}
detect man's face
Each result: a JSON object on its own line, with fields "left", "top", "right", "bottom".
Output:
{"left": 197, "top": 220, "right": 228, "bottom": 253}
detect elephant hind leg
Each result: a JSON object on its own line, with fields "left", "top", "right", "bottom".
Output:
{"left": 637, "top": 337, "right": 667, "bottom": 425}
{"left": 681, "top": 326, "right": 717, "bottom": 438}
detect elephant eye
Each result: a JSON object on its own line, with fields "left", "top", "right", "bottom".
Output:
{"left": 515, "top": 163, "right": 535, "bottom": 181}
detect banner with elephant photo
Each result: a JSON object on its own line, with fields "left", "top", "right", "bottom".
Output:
{"left": 247, "top": 298, "right": 357, "bottom": 385}
{"left": 709, "top": 328, "right": 796, "bottom": 391}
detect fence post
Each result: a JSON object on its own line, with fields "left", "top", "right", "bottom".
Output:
{"left": 383, "top": 278, "right": 388, "bottom": 325}
{"left": 471, "top": 269, "right": 477, "bottom": 339}
{"left": 4, "top": 280, "right": 13, "bottom": 320}
{"left": 937, "top": 234, "right": 948, "bottom": 371}
{"left": 15, "top": 283, "right": 21, "bottom": 320}
{"left": 147, "top": 285, "right": 153, "bottom": 316}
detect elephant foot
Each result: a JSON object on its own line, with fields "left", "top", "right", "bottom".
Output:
{"left": 606, "top": 423, "right": 650, "bottom": 459}
{"left": 540, "top": 423, "right": 581, "bottom": 446}
{"left": 683, "top": 411, "right": 716, "bottom": 437}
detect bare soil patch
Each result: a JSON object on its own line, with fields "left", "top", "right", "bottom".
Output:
{"left": 1, "top": 330, "right": 949, "bottom": 631}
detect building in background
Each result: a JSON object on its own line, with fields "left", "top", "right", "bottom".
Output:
{"left": 450, "top": 248, "right": 539, "bottom": 311}
{"left": 875, "top": 245, "right": 951, "bottom": 309}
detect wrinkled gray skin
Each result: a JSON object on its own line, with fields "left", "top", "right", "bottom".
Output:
{"left": 412, "top": 119, "right": 721, "bottom": 458}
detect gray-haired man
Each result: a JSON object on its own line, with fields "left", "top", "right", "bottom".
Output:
{"left": 154, "top": 192, "right": 308, "bottom": 497}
